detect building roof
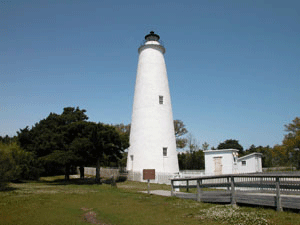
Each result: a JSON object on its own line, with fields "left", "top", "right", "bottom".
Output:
{"left": 203, "top": 149, "right": 239, "bottom": 154}
{"left": 237, "top": 152, "right": 263, "bottom": 161}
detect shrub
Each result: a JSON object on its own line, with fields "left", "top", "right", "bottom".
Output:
{"left": 0, "top": 142, "right": 42, "bottom": 183}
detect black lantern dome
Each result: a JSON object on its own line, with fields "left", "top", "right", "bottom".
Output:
{"left": 145, "top": 31, "right": 160, "bottom": 41}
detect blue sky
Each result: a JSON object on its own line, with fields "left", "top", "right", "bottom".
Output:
{"left": 1, "top": 0, "right": 299, "bottom": 150}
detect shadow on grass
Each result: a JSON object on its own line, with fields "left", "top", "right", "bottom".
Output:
{"left": 41, "top": 175, "right": 127, "bottom": 186}
{"left": 0, "top": 183, "right": 18, "bottom": 192}
{"left": 42, "top": 177, "right": 101, "bottom": 185}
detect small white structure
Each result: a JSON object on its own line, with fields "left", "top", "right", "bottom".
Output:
{"left": 204, "top": 149, "right": 262, "bottom": 175}
{"left": 126, "top": 31, "right": 179, "bottom": 182}
{"left": 237, "top": 153, "right": 263, "bottom": 173}
{"left": 204, "top": 149, "right": 239, "bottom": 176}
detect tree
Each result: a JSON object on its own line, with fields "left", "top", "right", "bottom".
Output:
{"left": 283, "top": 117, "right": 300, "bottom": 168}
{"left": 113, "top": 120, "right": 188, "bottom": 153}
{"left": 174, "top": 120, "right": 188, "bottom": 137}
{"left": 178, "top": 150, "right": 204, "bottom": 170}
{"left": 0, "top": 142, "right": 41, "bottom": 187}
{"left": 246, "top": 145, "right": 277, "bottom": 168}
{"left": 88, "top": 123, "right": 128, "bottom": 183}
{"left": 217, "top": 139, "right": 244, "bottom": 155}
{"left": 18, "top": 107, "right": 89, "bottom": 180}
{"left": 113, "top": 123, "right": 130, "bottom": 153}
{"left": 202, "top": 142, "right": 209, "bottom": 150}
{"left": 69, "top": 136, "right": 93, "bottom": 179}
{"left": 18, "top": 107, "right": 129, "bottom": 181}
{"left": 0, "top": 135, "right": 16, "bottom": 144}
{"left": 114, "top": 123, "right": 131, "bottom": 137}
{"left": 174, "top": 120, "right": 188, "bottom": 149}
{"left": 178, "top": 133, "right": 205, "bottom": 170}
{"left": 186, "top": 134, "right": 199, "bottom": 153}
{"left": 283, "top": 117, "right": 300, "bottom": 151}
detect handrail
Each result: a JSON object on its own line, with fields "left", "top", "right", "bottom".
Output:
{"left": 171, "top": 173, "right": 300, "bottom": 181}
{"left": 170, "top": 174, "right": 300, "bottom": 211}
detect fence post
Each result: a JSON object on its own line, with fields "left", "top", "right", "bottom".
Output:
{"left": 276, "top": 177, "right": 282, "bottom": 211}
{"left": 187, "top": 180, "right": 189, "bottom": 192}
{"left": 260, "top": 177, "right": 263, "bottom": 192}
{"left": 227, "top": 177, "right": 230, "bottom": 191}
{"left": 231, "top": 176, "right": 236, "bottom": 206}
{"left": 171, "top": 180, "right": 174, "bottom": 196}
{"left": 197, "top": 179, "right": 202, "bottom": 202}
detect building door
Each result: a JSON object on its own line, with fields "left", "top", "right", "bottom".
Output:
{"left": 214, "top": 157, "right": 223, "bottom": 175}
{"left": 255, "top": 156, "right": 259, "bottom": 172}
{"left": 130, "top": 155, "right": 134, "bottom": 171}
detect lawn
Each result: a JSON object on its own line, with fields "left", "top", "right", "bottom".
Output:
{"left": 0, "top": 176, "right": 300, "bottom": 225}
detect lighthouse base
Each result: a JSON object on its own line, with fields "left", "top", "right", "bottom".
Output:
{"left": 127, "top": 170, "right": 180, "bottom": 185}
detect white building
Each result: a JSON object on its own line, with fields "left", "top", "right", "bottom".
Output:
{"left": 237, "top": 153, "right": 263, "bottom": 173}
{"left": 204, "top": 149, "right": 262, "bottom": 176}
{"left": 126, "top": 31, "right": 179, "bottom": 182}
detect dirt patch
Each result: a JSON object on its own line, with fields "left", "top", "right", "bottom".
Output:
{"left": 81, "top": 208, "right": 113, "bottom": 225}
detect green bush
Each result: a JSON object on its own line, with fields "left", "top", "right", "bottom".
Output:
{"left": 0, "top": 142, "right": 42, "bottom": 183}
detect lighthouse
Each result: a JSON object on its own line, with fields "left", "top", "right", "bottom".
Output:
{"left": 127, "top": 31, "right": 179, "bottom": 182}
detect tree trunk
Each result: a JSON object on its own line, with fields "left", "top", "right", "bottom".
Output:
{"left": 79, "top": 166, "right": 84, "bottom": 179}
{"left": 65, "top": 164, "right": 70, "bottom": 181}
{"left": 95, "top": 158, "right": 101, "bottom": 184}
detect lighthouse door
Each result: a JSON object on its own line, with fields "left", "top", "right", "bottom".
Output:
{"left": 130, "top": 155, "right": 134, "bottom": 170}
{"left": 214, "top": 157, "right": 223, "bottom": 175}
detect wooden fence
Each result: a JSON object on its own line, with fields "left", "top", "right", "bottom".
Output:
{"left": 171, "top": 174, "right": 300, "bottom": 211}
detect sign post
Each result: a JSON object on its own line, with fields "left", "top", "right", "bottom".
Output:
{"left": 143, "top": 169, "right": 155, "bottom": 194}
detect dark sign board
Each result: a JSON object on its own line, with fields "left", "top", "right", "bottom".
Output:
{"left": 143, "top": 169, "right": 155, "bottom": 180}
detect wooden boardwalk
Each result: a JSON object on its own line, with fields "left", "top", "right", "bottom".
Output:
{"left": 171, "top": 174, "right": 300, "bottom": 211}
{"left": 173, "top": 191, "right": 300, "bottom": 210}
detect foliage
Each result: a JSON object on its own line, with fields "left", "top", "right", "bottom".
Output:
{"left": 113, "top": 120, "right": 189, "bottom": 150}
{"left": 244, "top": 117, "right": 300, "bottom": 169}
{"left": 282, "top": 117, "right": 300, "bottom": 169}
{"left": 0, "top": 142, "right": 41, "bottom": 185}
{"left": 178, "top": 150, "right": 204, "bottom": 170}
{"left": 202, "top": 142, "right": 209, "bottom": 150}
{"left": 87, "top": 122, "right": 129, "bottom": 182}
{"left": 17, "top": 107, "right": 128, "bottom": 180}
{"left": 246, "top": 145, "right": 274, "bottom": 167}
{"left": 217, "top": 139, "right": 244, "bottom": 156}
{"left": 118, "top": 152, "right": 128, "bottom": 168}
{"left": 114, "top": 123, "right": 131, "bottom": 137}
{"left": 186, "top": 134, "right": 200, "bottom": 153}
{"left": 17, "top": 107, "right": 89, "bottom": 179}
{"left": 177, "top": 133, "right": 205, "bottom": 170}
{"left": 0, "top": 135, "right": 17, "bottom": 144}
{"left": 112, "top": 123, "right": 130, "bottom": 155}
{"left": 174, "top": 120, "right": 188, "bottom": 149}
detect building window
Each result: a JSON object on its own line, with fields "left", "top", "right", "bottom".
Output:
{"left": 163, "top": 147, "right": 167, "bottom": 156}
{"left": 242, "top": 160, "right": 246, "bottom": 166}
{"left": 130, "top": 155, "right": 134, "bottom": 161}
{"left": 159, "top": 95, "right": 163, "bottom": 104}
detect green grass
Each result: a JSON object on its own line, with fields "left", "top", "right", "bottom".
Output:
{"left": 1, "top": 176, "right": 300, "bottom": 225}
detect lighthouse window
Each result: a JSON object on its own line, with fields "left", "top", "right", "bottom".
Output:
{"left": 159, "top": 96, "right": 164, "bottom": 104}
{"left": 130, "top": 155, "right": 134, "bottom": 161}
{"left": 163, "top": 147, "right": 168, "bottom": 156}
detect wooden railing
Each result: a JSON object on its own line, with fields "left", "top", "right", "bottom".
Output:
{"left": 171, "top": 174, "right": 300, "bottom": 211}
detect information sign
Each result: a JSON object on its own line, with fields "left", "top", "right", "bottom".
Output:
{"left": 143, "top": 169, "right": 155, "bottom": 180}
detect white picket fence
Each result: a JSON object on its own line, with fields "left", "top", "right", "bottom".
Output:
{"left": 127, "top": 170, "right": 206, "bottom": 185}
{"left": 77, "top": 167, "right": 120, "bottom": 178}
{"left": 78, "top": 167, "right": 207, "bottom": 185}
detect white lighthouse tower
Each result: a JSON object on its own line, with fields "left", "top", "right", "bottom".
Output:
{"left": 127, "top": 31, "right": 179, "bottom": 182}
